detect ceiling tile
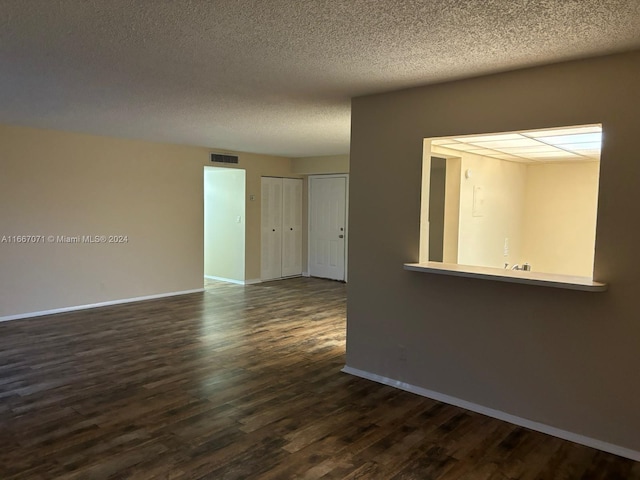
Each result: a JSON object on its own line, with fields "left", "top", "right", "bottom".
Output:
{"left": 472, "top": 138, "right": 542, "bottom": 149}
{"left": 465, "top": 148, "right": 505, "bottom": 155}
{"left": 556, "top": 142, "right": 602, "bottom": 151}
{"left": 492, "top": 145, "right": 559, "bottom": 154}
{"left": 436, "top": 143, "right": 480, "bottom": 151}
{"left": 524, "top": 125, "right": 602, "bottom": 138}
{"left": 525, "top": 151, "right": 581, "bottom": 159}
{"left": 537, "top": 133, "right": 602, "bottom": 145}
{"left": 455, "top": 134, "right": 523, "bottom": 143}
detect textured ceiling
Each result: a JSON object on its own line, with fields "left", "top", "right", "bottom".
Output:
{"left": 1, "top": 1, "right": 639, "bottom": 157}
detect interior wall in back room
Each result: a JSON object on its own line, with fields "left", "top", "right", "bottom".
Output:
{"left": 432, "top": 145, "right": 527, "bottom": 269}
{"left": 347, "top": 50, "right": 640, "bottom": 457}
{"left": 521, "top": 161, "right": 600, "bottom": 277}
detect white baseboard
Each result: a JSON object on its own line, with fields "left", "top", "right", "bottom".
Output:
{"left": 204, "top": 275, "right": 262, "bottom": 285}
{"left": 0, "top": 288, "right": 205, "bottom": 323}
{"left": 204, "top": 275, "right": 245, "bottom": 285}
{"left": 302, "top": 271, "right": 310, "bottom": 277}
{"left": 341, "top": 365, "right": 640, "bottom": 462}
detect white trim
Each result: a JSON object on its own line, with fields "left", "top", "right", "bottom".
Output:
{"left": 404, "top": 262, "right": 607, "bottom": 292}
{"left": 302, "top": 271, "right": 310, "bottom": 277}
{"left": 344, "top": 175, "right": 349, "bottom": 283}
{"left": 0, "top": 288, "right": 205, "bottom": 323}
{"left": 204, "top": 275, "right": 262, "bottom": 285}
{"left": 341, "top": 365, "right": 640, "bottom": 462}
{"left": 204, "top": 275, "right": 246, "bottom": 285}
{"left": 260, "top": 276, "right": 302, "bottom": 283}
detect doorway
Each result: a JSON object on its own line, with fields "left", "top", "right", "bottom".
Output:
{"left": 308, "top": 174, "right": 348, "bottom": 281}
{"left": 428, "top": 157, "right": 447, "bottom": 262}
{"left": 203, "top": 166, "right": 246, "bottom": 284}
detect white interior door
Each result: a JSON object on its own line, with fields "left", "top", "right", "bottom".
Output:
{"left": 282, "top": 178, "right": 303, "bottom": 277}
{"left": 309, "top": 176, "right": 347, "bottom": 281}
{"left": 261, "top": 177, "right": 282, "bottom": 280}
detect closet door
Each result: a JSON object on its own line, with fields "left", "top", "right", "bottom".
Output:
{"left": 261, "top": 177, "right": 282, "bottom": 280}
{"left": 282, "top": 178, "right": 303, "bottom": 277}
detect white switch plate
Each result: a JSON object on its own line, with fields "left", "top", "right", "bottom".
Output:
{"left": 472, "top": 186, "right": 485, "bottom": 217}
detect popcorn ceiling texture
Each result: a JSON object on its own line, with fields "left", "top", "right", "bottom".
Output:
{"left": 0, "top": 0, "right": 639, "bottom": 157}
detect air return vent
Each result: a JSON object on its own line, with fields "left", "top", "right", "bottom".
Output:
{"left": 210, "top": 153, "right": 239, "bottom": 164}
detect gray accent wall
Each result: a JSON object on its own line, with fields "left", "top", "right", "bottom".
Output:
{"left": 346, "top": 51, "right": 640, "bottom": 453}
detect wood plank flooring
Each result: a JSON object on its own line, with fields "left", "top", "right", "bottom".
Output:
{"left": 1, "top": 277, "right": 638, "bottom": 479}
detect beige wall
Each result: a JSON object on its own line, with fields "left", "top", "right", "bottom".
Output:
{"left": 0, "top": 124, "right": 295, "bottom": 317}
{"left": 0, "top": 125, "right": 205, "bottom": 317}
{"left": 292, "top": 155, "right": 349, "bottom": 175}
{"left": 347, "top": 50, "right": 640, "bottom": 455}
{"left": 522, "top": 162, "right": 599, "bottom": 277}
{"left": 204, "top": 167, "right": 245, "bottom": 282}
{"left": 433, "top": 146, "right": 527, "bottom": 269}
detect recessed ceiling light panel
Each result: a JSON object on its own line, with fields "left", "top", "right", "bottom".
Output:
{"left": 537, "top": 133, "right": 602, "bottom": 145}
{"left": 493, "top": 145, "right": 559, "bottom": 154}
{"left": 473, "top": 138, "right": 542, "bottom": 149}
{"left": 553, "top": 142, "right": 602, "bottom": 151}
{"left": 525, "top": 126, "right": 602, "bottom": 138}
{"left": 436, "top": 143, "right": 480, "bottom": 151}
{"left": 455, "top": 133, "right": 522, "bottom": 143}
{"left": 525, "top": 151, "right": 581, "bottom": 158}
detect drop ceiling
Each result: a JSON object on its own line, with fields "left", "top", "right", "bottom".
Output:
{"left": 432, "top": 125, "right": 602, "bottom": 163}
{"left": 0, "top": 1, "right": 639, "bottom": 157}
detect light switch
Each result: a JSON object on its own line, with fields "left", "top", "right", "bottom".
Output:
{"left": 472, "top": 185, "right": 485, "bottom": 217}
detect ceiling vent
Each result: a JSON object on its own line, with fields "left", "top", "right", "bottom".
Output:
{"left": 210, "top": 153, "right": 239, "bottom": 164}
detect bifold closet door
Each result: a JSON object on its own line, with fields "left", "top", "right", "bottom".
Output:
{"left": 261, "top": 177, "right": 283, "bottom": 281}
{"left": 261, "top": 177, "right": 303, "bottom": 281}
{"left": 282, "top": 178, "right": 303, "bottom": 277}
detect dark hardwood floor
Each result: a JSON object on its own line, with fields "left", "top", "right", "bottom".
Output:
{"left": 1, "top": 277, "right": 638, "bottom": 479}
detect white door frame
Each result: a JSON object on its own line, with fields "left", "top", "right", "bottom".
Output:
{"left": 308, "top": 174, "right": 349, "bottom": 282}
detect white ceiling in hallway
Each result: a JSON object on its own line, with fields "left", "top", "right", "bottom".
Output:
{"left": 0, "top": 1, "right": 638, "bottom": 157}
{"left": 432, "top": 125, "right": 602, "bottom": 163}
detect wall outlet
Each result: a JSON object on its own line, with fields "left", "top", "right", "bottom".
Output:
{"left": 503, "top": 237, "right": 509, "bottom": 256}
